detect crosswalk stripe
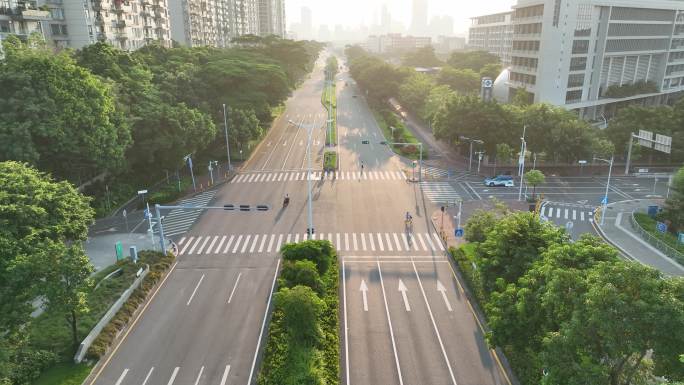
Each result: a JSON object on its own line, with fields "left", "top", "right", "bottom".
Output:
{"left": 294, "top": 233, "right": 300, "bottom": 243}
{"left": 353, "top": 233, "right": 358, "bottom": 250}
{"left": 368, "top": 233, "right": 376, "bottom": 251}
{"left": 266, "top": 234, "right": 275, "bottom": 253}
{"left": 276, "top": 234, "right": 284, "bottom": 251}
{"left": 289, "top": 173, "right": 295, "bottom": 181}
{"left": 375, "top": 233, "right": 383, "bottom": 251}
{"left": 277, "top": 173, "right": 284, "bottom": 181}
{"left": 196, "top": 237, "right": 210, "bottom": 254}
{"left": 258, "top": 235, "right": 267, "bottom": 253}
{"left": 385, "top": 233, "right": 393, "bottom": 251}
{"left": 393, "top": 233, "right": 402, "bottom": 251}
{"left": 286, "top": 234, "right": 292, "bottom": 244}
{"left": 179, "top": 237, "right": 186, "bottom": 245}
{"left": 180, "top": 236, "right": 194, "bottom": 255}
{"left": 425, "top": 233, "right": 436, "bottom": 251}
{"left": 345, "top": 233, "right": 349, "bottom": 251}
{"left": 328, "top": 233, "right": 333, "bottom": 245}
{"left": 401, "top": 233, "right": 410, "bottom": 250}
{"left": 214, "top": 235, "right": 226, "bottom": 253}
{"left": 360, "top": 233, "right": 366, "bottom": 250}
{"left": 205, "top": 236, "right": 218, "bottom": 254}
{"left": 432, "top": 233, "right": 445, "bottom": 251}
{"left": 223, "top": 235, "right": 235, "bottom": 253}
{"left": 232, "top": 235, "right": 243, "bottom": 253}
{"left": 249, "top": 235, "right": 259, "bottom": 253}
{"left": 265, "top": 173, "right": 273, "bottom": 182}
{"left": 411, "top": 234, "right": 419, "bottom": 251}
{"left": 188, "top": 237, "right": 203, "bottom": 254}
{"left": 247, "top": 174, "right": 256, "bottom": 183}
{"left": 240, "top": 235, "right": 251, "bottom": 253}
{"left": 417, "top": 233, "right": 427, "bottom": 251}
{"left": 336, "top": 233, "right": 341, "bottom": 251}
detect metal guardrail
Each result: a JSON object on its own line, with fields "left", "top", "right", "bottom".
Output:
{"left": 629, "top": 211, "right": 684, "bottom": 265}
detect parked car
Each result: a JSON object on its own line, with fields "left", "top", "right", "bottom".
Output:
{"left": 484, "top": 175, "right": 514, "bottom": 187}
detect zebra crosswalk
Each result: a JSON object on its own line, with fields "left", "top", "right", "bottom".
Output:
{"left": 540, "top": 203, "right": 595, "bottom": 222}
{"left": 176, "top": 232, "right": 446, "bottom": 256}
{"left": 421, "top": 166, "right": 448, "bottom": 179}
{"left": 230, "top": 170, "right": 407, "bottom": 183}
{"left": 420, "top": 181, "right": 462, "bottom": 204}
{"left": 160, "top": 190, "right": 217, "bottom": 237}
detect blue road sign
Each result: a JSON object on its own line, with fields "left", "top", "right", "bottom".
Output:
{"left": 648, "top": 205, "right": 659, "bottom": 218}
{"left": 679, "top": 233, "right": 684, "bottom": 245}
{"left": 455, "top": 228, "right": 464, "bottom": 237}
{"left": 144, "top": 208, "right": 150, "bottom": 219}
{"left": 601, "top": 196, "right": 608, "bottom": 205}
{"left": 656, "top": 221, "right": 667, "bottom": 233}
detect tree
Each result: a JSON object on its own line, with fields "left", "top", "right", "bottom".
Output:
{"left": 281, "top": 240, "right": 334, "bottom": 274}
{"left": 525, "top": 170, "right": 546, "bottom": 199}
{"left": 607, "top": 105, "right": 680, "bottom": 163}
{"left": 0, "top": 37, "right": 130, "bottom": 182}
{"left": 495, "top": 143, "right": 513, "bottom": 175}
{"left": 447, "top": 50, "right": 500, "bottom": 72}
{"left": 436, "top": 67, "right": 479, "bottom": 93}
{"left": 397, "top": 72, "right": 435, "bottom": 115}
{"left": 275, "top": 285, "right": 324, "bottom": 345}
{"left": 228, "top": 108, "right": 261, "bottom": 151}
{"left": 281, "top": 260, "right": 322, "bottom": 295}
{"left": 422, "top": 85, "right": 456, "bottom": 123}
{"left": 663, "top": 166, "right": 684, "bottom": 232}
{"left": 401, "top": 46, "right": 442, "bottom": 67}
{"left": 480, "top": 62, "right": 503, "bottom": 80}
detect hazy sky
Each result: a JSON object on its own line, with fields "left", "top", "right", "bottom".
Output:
{"left": 286, "top": 0, "right": 516, "bottom": 34}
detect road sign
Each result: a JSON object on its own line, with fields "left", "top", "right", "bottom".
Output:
{"left": 578, "top": 160, "right": 587, "bottom": 164}
{"left": 455, "top": 228, "right": 464, "bottom": 237}
{"left": 638, "top": 130, "right": 653, "bottom": 148}
{"left": 654, "top": 134, "right": 672, "bottom": 154}
{"left": 601, "top": 196, "right": 608, "bottom": 205}
{"left": 679, "top": 232, "right": 684, "bottom": 245}
{"left": 648, "top": 205, "right": 659, "bottom": 217}
{"left": 137, "top": 189, "right": 148, "bottom": 195}
{"left": 122, "top": 209, "right": 127, "bottom": 218}
{"left": 115, "top": 241, "right": 123, "bottom": 261}
{"left": 144, "top": 208, "right": 150, "bottom": 218}
{"left": 656, "top": 221, "right": 668, "bottom": 233}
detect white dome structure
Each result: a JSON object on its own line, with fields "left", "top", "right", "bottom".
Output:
{"left": 492, "top": 67, "right": 511, "bottom": 103}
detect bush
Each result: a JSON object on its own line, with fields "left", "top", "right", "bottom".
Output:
{"left": 400, "top": 145, "right": 417, "bottom": 155}
{"left": 323, "top": 151, "right": 337, "bottom": 171}
{"left": 281, "top": 241, "right": 334, "bottom": 274}
{"left": 275, "top": 285, "right": 324, "bottom": 345}
{"left": 281, "top": 260, "right": 323, "bottom": 294}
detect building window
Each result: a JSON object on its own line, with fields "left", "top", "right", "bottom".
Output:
{"left": 610, "top": 7, "right": 674, "bottom": 22}
{"left": 0, "top": 21, "right": 10, "bottom": 33}
{"left": 566, "top": 90, "right": 582, "bottom": 103}
{"left": 570, "top": 57, "right": 587, "bottom": 71}
{"left": 572, "top": 40, "right": 589, "bottom": 54}
{"left": 567, "top": 73, "right": 585, "bottom": 87}
{"left": 606, "top": 38, "right": 668, "bottom": 52}
{"left": 50, "top": 24, "right": 61, "bottom": 35}
{"left": 552, "top": 0, "right": 561, "bottom": 26}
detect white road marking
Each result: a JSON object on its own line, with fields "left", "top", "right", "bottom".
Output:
{"left": 141, "top": 367, "right": 154, "bottom": 385}
{"left": 114, "top": 369, "right": 128, "bottom": 385}
{"left": 240, "top": 235, "right": 252, "bottom": 253}
{"left": 417, "top": 233, "right": 427, "bottom": 251}
{"left": 195, "top": 237, "right": 210, "bottom": 254}
{"left": 187, "top": 237, "right": 202, "bottom": 254}
{"left": 376, "top": 261, "right": 404, "bottom": 385}
{"left": 432, "top": 233, "right": 445, "bottom": 251}
{"left": 345, "top": 233, "right": 349, "bottom": 251}
{"left": 179, "top": 237, "right": 194, "bottom": 255}
{"left": 393, "top": 233, "right": 402, "bottom": 251}
{"left": 265, "top": 173, "right": 273, "bottom": 182}
{"left": 360, "top": 279, "right": 369, "bottom": 311}
{"left": 411, "top": 263, "right": 457, "bottom": 385}
{"left": 343, "top": 261, "right": 350, "bottom": 385}
{"left": 337, "top": 233, "right": 341, "bottom": 251}
{"left": 166, "top": 367, "right": 180, "bottom": 385}
{"left": 267, "top": 234, "right": 275, "bottom": 252}
{"left": 295, "top": 233, "right": 300, "bottom": 243}
{"left": 247, "top": 259, "right": 280, "bottom": 385}
{"left": 328, "top": 233, "right": 333, "bottom": 244}
{"left": 377, "top": 233, "right": 384, "bottom": 251}
{"left": 220, "top": 365, "right": 231, "bottom": 385}
{"left": 385, "top": 233, "right": 393, "bottom": 251}
{"left": 186, "top": 274, "right": 205, "bottom": 306}
{"left": 214, "top": 235, "right": 227, "bottom": 253}
{"left": 286, "top": 233, "right": 292, "bottom": 244}
{"left": 425, "top": 233, "right": 436, "bottom": 251}
{"left": 258, "top": 234, "right": 267, "bottom": 253}
{"left": 205, "top": 236, "right": 218, "bottom": 254}
{"left": 249, "top": 235, "right": 259, "bottom": 253}
{"left": 223, "top": 235, "right": 235, "bottom": 253}
{"left": 193, "top": 366, "right": 204, "bottom": 385}
{"left": 437, "top": 281, "right": 453, "bottom": 312}
{"left": 276, "top": 234, "right": 284, "bottom": 251}
{"left": 178, "top": 237, "right": 186, "bottom": 245}
{"left": 227, "top": 272, "right": 242, "bottom": 303}
{"left": 360, "top": 233, "right": 367, "bottom": 251}
{"left": 401, "top": 233, "right": 410, "bottom": 250}
{"left": 398, "top": 279, "right": 411, "bottom": 311}
{"left": 232, "top": 235, "right": 243, "bottom": 253}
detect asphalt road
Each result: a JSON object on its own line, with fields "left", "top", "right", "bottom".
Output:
{"left": 89, "top": 52, "right": 509, "bottom": 385}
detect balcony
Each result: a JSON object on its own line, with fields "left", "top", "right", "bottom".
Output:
{"left": 0, "top": 7, "right": 50, "bottom": 21}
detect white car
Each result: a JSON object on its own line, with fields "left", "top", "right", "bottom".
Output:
{"left": 483, "top": 175, "right": 514, "bottom": 187}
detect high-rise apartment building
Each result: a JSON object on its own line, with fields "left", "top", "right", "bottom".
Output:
{"left": 468, "top": 12, "right": 513, "bottom": 67}
{"left": 258, "top": 0, "right": 284, "bottom": 37}
{"left": 410, "top": 0, "right": 427, "bottom": 36}
{"left": 0, "top": 0, "right": 51, "bottom": 52}
{"left": 473, "top": 0, "right": 684, "bottom": 121}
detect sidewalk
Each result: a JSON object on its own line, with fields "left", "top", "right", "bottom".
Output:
{"left": 595, "top": 199, "right": 684, "bottom": 277}
{"left": 85, "top": 232, "right": 158, "bottom": 272}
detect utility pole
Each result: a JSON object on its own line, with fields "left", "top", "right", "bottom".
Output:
{"left": 518, "top": 125, "right": 527, "bottom": 201}
{"left": 476, "top": 151, "right": 484, "bottom": 174}
{"left": 460, "top": 136, "right": 483, "bottom": 172}
{"left": 184, "top": 154, "right": 196, "bottom": 191}
{"left": 594, "top": 154, "right": 614, "bottom": 225}
{"left": 223, "top": 104, "right": 231, "bottom": 170}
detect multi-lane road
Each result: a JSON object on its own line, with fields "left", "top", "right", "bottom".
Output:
{"left": 87, "top": 51, "right": 511, "bottom": 385}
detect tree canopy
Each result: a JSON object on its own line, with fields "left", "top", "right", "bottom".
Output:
{"left": 447, "top": 50, "right": 501, "bottom": 72}
{"left": 401, "top": 46, "right": 442, "bottom": 68}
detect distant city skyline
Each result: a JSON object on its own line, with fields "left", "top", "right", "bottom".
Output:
{"left": 286, "top": 0, "right": 515, "bottom": 36}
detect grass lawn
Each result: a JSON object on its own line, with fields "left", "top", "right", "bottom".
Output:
{"left": 633, "top": 213, "right": 684, "bottom": 261}
{"left": 33, "top": 362, "right": 92, "bottom": 385}
{"left": 322, "top": 83, "right": 337, "bottom": 146}
{"left": 323, "top": 151, "right": 337, "bottom": 171}
{"left": 371, "top": 109, "right": 423, "bottom": 161}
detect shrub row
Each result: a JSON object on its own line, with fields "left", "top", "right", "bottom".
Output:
{"left": 86, "top": 251, "right": 174, "bottom": 360}
{"left": 258, "top": 240, "right": 339, "bottom": 385}
{"left": 323, "top": 151, "right": 337, "bottom": 171}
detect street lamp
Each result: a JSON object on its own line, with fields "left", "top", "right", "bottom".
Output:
{"left": 518, "top": 125, "right": 527, "bottom": 201}
{"left": 222, "top": 104, "right": 231, "bottom": 170}
{"left": 593, "top": 154, "right": 614, "bottom": 225}
{"left": 475, "top": 151, "right": 485, "bottom": 174}
{"left": 289, "top": 119, "right": 314, "bottom": 238}
{"left": 208, "top": 160, "right": 218, "bottom": 185}
{"left": 459, "top": 136, "right": 483, "bottom": 172}
{"left": 138, "top": 189, "right": 155, "bottom": 249}
{"left": 183, "top": 154, "right": 196, "bottom": 191}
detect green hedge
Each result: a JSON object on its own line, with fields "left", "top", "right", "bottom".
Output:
{"left": 86, "top": 251, "right": 175, "bottom": 359}
{"left": 323, "top": 151, "right": 337, "bottom": 171}
{"left": 372, "top": 108, "right": 425, "bottom": 161}
{"left": 258, "top": 240, "right": 339, "bottom": 385}
{"left": 634, "top": 212, "right": 684, "bottom": 260}
{"left": 322, "top": 83, "right": 337, "bottom": 146}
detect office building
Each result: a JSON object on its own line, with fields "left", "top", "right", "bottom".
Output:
{"left": 475, "top": 0, "right": 684, "bottom": 121}
{"left": 435, "top": 35, "right": 466, "bottom": 54}
{"left": 468, "top": 11, "right": 513, "bottom": 67}
{"left": 365, "top": 33, "right": 431, "bottom": 54}
{"left": 410, "top": 0, "right": 427, "bottom": 36}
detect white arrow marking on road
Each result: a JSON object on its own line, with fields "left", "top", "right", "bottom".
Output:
{"left": 436, "top": 281, "right": 452, "bottom": 312}
{"left": 398, "top": 279, "right": 411, "bottom": 312}
{"left": 283, "top": 141, "right": 287, "bottom": 146}
{"left": 360, "top": 280, "right": 369, "bottom": 312}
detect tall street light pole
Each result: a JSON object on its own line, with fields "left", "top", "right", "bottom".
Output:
{"left": 223, "top": 104, "right": 231, "bottom": 170}
{"left": 518, "top": 125, "right": 527, "bottom": 201}
{"left": 460, "top": 136, "right": 483, "bottom": 172}
{"left": 594, "top": 154, "right": 614, "bottom": 225}
{"left": 290, "top": 119, "right": 314, "bottom": 237}
{"left": 184, "top": 154, "right": 196, "bottom": 191}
